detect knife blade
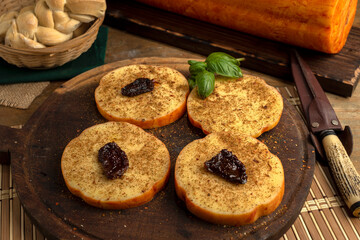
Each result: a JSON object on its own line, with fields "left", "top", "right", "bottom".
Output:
{"left": 290, "top": 49, "right": 360, "bottom": 217}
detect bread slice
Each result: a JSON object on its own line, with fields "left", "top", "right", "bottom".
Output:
{"left": 95, "top": 64, "right": 189, "bottom": 129}
{"left": 187, "top": 75, "right": 283, "bottom": 137}
{"left": 61, "top": 121, "right": 171, "bottom": 209}
{"left": 175, "top": 132, "right": 285, "bottom": 226}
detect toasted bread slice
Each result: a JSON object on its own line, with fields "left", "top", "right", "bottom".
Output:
{"left": 95, "top": 65, "right": 189, "bottom": 129}
{"left": 175, "top": 132, "right": 284, "bottom": 226}
{"left": 61, "top": 121, "right": 170, "bottom": 209}
{"left": 187, "top": 75, "right": 283, "bottom": 137}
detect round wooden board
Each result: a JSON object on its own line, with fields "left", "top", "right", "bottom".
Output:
{"left": 1, "top": 58, "right": 315, "bottom": 240}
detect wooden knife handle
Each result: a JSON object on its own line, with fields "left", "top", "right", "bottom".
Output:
{"left": 322, "top": 131, "right": 360, "bottom": 217}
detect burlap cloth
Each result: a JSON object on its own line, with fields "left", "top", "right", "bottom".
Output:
{"left": 0, "top": 82, "right": 50, "bottom": 109}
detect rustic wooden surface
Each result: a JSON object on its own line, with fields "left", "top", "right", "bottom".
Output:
{"left": 0, "top": 58, "right": 314, "bottom": 240}
{"left": 104, "top": 0, "right": 360, "bottom": 97}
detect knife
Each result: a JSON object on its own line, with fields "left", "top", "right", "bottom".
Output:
{"left": 290, "top": 49, "right": 360, "bottom": 217}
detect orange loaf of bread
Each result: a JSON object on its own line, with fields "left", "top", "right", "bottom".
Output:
{"left": 175, "top": 132, "right": 285, "bottom": 226}
{"left": 61, "top": 121, "right": 170, "bottom": 209}
{"left": 136, "top": 0, "right": 357, "bottom": 53}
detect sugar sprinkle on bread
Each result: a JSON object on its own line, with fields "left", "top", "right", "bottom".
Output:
{"left": 61, "top": 121, "right": 170, "bottom": 209}
{"left": 95, "top": 64, "right": 189, "bottom": 129}
{"left": 187, "top": 74, "right": 283, "bottom": 137}
{"left": 175, "top": 131, "right": 285, "bottom": 226}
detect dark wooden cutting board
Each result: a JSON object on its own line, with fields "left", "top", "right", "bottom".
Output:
{"left": 0, "top": 58, "right": 314, "bottom": 240}
{"left": 105, "top": 0, "right": 360, "bottom": 97}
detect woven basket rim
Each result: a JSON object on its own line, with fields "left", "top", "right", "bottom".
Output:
{"left": 0, "top": 17, "right": 104, "bottom": 55}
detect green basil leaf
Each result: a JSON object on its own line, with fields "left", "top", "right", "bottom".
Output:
{"left": 236, "top": 66, "right": 243, "bottom": 78}
{"left": 196, "top": 71, "right": 215, "bottom": 99}
{"left": 188, "top": 60, "right": 200, "bottom": 65}
{"left": 187, "top": 52, "right": 244, "bottom": 98}
{"left": 188, "top": 76, "right": 197, "bottom": 89}
{"left": 206, "top": 58, "right": 243, "bottom": 78}
{"left": 189, "top": 62, "right": 207, "bottom": 76}
{"left": 206, "top": 52, "right": 240, "bottom": 66}
{"left": 205, "top": 52, "right": 243, "bottom": 78}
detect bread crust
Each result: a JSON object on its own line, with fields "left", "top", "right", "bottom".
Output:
{"left": 175, "top": 178, "right": 285, "bottom": 226}
{"left": 35, "top": 0, "right": 55, "bottom": 28}
{"left": 66, "top": 165, "right": 170, "bottom": 209}
{"left": 61, "top": 122, "right": 171, "bottom": 209}
{"left": 174, "top": 132, "right": 285, "bottom": 226}
{"left": 96, "top": 98, "right": 187, "bottom": 129}
{"left": 187, "top": 75, "right": 283, "bottom": 137}
{"left": 46, "top": 0, "right": 66, "bottom": 11}
{"left": 66, "top": 0, "right": 107, "bottom": 18}
{"left": 136, "top": 0, "right": 357, "bottom": 53}
{"left": 95, "top": 65, "right": 189, "bottom": 129}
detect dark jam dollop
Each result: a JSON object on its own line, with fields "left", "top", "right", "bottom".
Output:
{"left": 121, "top": 78, "right": 154, "bottom": 97}
{"left": 98, "top": 142, "right": 129, "bottom": 179}
{"left": 204, "top": 149, "right": 247, "bottom": 184}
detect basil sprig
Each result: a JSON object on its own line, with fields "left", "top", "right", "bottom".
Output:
{"left": 188, "top": 52, "right": 244, "bottom": 99}
{"left": 196, "top": 70, "right": 215, "bottom": 99}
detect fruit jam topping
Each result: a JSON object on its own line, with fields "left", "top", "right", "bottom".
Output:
{"left": 121, "top": 78, "right": 154, "bottom": 97}
{"left": 204, "top": 149, "right": 247, "bottom": 184}
{"left": 98, "top": 142, "right": 129, "bottom": 179}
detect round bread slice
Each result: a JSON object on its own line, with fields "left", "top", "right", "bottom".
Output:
{"left": 61, "top": 121, "right": 170, "bottom": 209}
{"left": 95, "top": 64, "right": 189, "bottom": 129}
{"left": 187, "top": 75, "right": 283, "bottom": 137}
{"left": 175, "top": 132, "right": 285, "bottom": 226}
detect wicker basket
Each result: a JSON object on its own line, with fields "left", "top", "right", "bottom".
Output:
{"left": 0, "top": 0, "right": 104, "bottom": 69}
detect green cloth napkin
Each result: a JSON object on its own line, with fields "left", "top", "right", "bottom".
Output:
{"left": 0, "top": 26, "right": 108, "bottom": 84}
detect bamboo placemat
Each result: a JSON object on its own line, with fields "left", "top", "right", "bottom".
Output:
{"left": 1, "top": 86, "right": 359, "bottom": 240}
